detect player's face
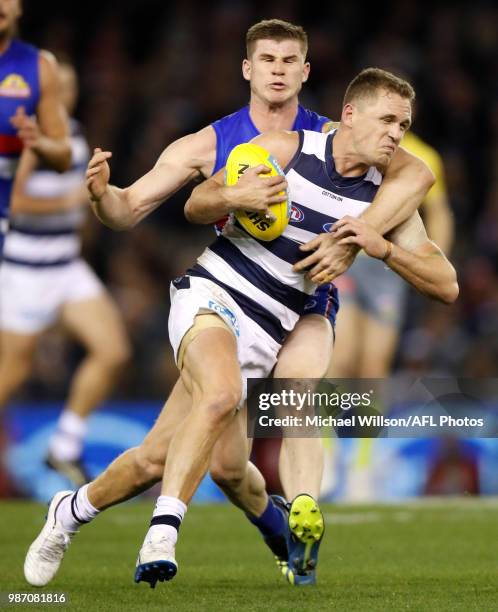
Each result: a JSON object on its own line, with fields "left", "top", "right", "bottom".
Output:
{"left": 0, "top": 0, "right": 21, "bottom": 37}
{"left": 349, "top": 89, "right": 412, "bottom": 167}
{"left": 243, "top": 39, "right": 310, "bottom": 106}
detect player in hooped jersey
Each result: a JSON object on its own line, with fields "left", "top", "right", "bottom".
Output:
{"left": 24, "top": 23, "right": 437, "bottom": 588}
{"left": 0, "top": 0, "right": 71, "bottom": 257}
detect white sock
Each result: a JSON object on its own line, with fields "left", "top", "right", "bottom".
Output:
{"left": 147, "top": 496, "right": 187, "bottom": 545}
{"left": 152, "top": 495, "right": 187, "bottom": 521}
{"left": 48, "top": 409, "right": 87, "bottom": 462}
{"left": 57, "top": 484, "right": 100, "bottom": 533}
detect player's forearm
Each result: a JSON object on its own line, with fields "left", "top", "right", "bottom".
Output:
{"left": 185, "top": 179, "right": 233, "bottom": 224}
{"left": 31, "top": 136, "right": 72, "bottom": 173}
{"left": 12, "top": 193, "right": 74, "bottom": 214}
{"left": 384, "top": 242, "right": 458, "bottom": 304}
{"left": 90, "top": 186, "right": 137, "bottom": 231}
{"left": 363, "top": 155, "right": 435, "bottom": 235}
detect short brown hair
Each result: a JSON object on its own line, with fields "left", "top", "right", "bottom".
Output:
{"left": 246, "top": 19, "right": 308, "bottom": 57}
{"left": 343, "top": 68, "right": 415, "bottom": 107}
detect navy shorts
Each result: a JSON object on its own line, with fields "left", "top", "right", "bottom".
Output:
{"left": 303, "top": 282, "right": 340, "bottom": 327}
{"left": 0, "top": 217, "right": 8, "bottom": 260}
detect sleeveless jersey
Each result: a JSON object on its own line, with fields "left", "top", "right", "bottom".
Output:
{"left": 0, "top": 39, "right": 40, "bottom": 221}
{"left": 4, "top": 119, "right": 89, "bottom": 266}
{"left": 187, "top": 129, "right": 382, "bottom": 344}
{"left": 211, "top": 104, "right": 329, "bottom": 174}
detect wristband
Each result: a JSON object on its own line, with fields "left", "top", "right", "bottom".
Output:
{"left": 382, "top": 240, "right": 393, "bottom": 262}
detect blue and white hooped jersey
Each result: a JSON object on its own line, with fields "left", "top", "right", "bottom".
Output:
{"left": 188, "top": 129, "right": 382, "bottom": 344}
{"left": 3, "top": 119, "right": 89, "bottom": 267}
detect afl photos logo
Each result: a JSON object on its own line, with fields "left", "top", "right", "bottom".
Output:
{"left": 0, "top": 74, "right": 31, "bottom": 98}
{"left": 290, "top": 205, "right": 304, "bottom": 223}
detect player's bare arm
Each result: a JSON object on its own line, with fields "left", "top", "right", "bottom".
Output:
{"left": 335, "top": 213, "right": 459, "bottom": 304}
{"left": 294, "top": 148, "right": 435, "bottom": 283}
{"left": 12, "top": 182, "right": 87, "bottom": 215}
{"left": 184, "top": 130, "right": 295, "bottom": 224}
{"left": 184, "top": 166, "right": 286, "bottom": 224}
{"left": 9, "top": 52, "right": 71, "bottom": 173}
{"left": 88, "top": 126, "right": 216, "bottom": 230}
{"left": 10, "top": 149, "right": 87, "bottom": 215}
{"left": 365, "top": 146, "right": 435, "bottom": 233}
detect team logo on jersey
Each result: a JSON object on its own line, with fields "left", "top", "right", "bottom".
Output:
{"left": 0, "top": 74, "right": 31, "bottom": 98}
{"left": 322, "top": 121, "right": 335, "bottom": 133}
{"left": 290, "top": 205, "right": 304, "bottom": 223}
{"left": 208, "top": 300, "right": 240, "bottom": 336}
{"left": 322, "top": 222, "right": 335, "bottom": 232}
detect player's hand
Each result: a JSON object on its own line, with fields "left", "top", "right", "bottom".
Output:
{"left": 332, "top": 216, "right": 389, "bottom": 259}
{"left": 293, "top": 230, "right": 360, "bottom": 284}
{"left": 228, "top": 165, "right": 287, "bottom": 220}
{"left": 86, "top": 147, "right": 112, "bottom": 202}
{"left": 10, "top": 106, "right": 42, "bottom": 149}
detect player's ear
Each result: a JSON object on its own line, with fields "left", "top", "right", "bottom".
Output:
{"left": 242, "top": 59, "right": 251, "bottom": 82}
{"left": 342, "top": 103, "right": 354, "bottom": 128}
{"left": 302, "top": 62, "right": 310, "bottom": 83}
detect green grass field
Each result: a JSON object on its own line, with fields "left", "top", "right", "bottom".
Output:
{"left": 1, "top": 499, "right": 497, "bottom": 611}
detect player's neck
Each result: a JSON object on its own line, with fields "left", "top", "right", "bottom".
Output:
{"left": 249, "top": 96, "right": 299, "bottom": 133}
{"left": 0, "top": 34, "right": 13, "bottom": 55}
{"left": 332, "top": 128, "right": 369, "bottom": 177}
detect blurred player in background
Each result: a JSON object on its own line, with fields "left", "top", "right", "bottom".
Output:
{"left": 23, "top": 21, "right": 434, "bottom": 588}
{"left": 0, "top": 0, "right": 71, "bottom": 257}
{"left": 328, "top": 130, "right": 453, "bottom": 500}
{"left": 0, "top": 61, "right": 131, "bottom": 486}
{"left": 402, "top": 132, "right": 453, "bottom": 255}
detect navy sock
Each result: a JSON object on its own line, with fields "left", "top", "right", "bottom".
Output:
{"left": 247, "top": 498, "right": 285, "bottom": 538}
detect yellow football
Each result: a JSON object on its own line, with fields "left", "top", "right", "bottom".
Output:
{"left": 225, "top": 143, "right": 290, "bottom": 241}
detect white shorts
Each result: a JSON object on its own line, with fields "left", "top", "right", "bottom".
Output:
{"left": 168, "top": 275, "right": 282, "bottom": 402}
{"left": 0, "top": 259, "right": 104, "bottom": 334}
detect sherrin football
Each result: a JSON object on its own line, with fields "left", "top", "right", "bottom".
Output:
{"left": 225, "top": 143, "right": 290, "bottom": 241}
